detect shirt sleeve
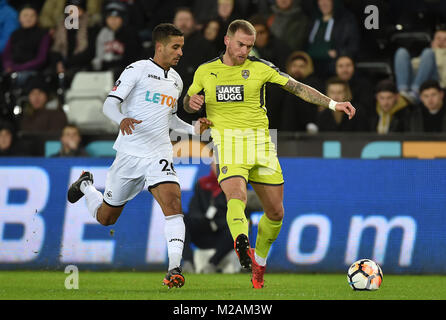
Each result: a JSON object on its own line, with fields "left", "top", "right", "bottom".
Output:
{"left": 107, "top": 63, "right": 141, "bottom": 102}
{"left": 103, "top": 96, "right": 126, "bottom": 125}
{"left": 261, "top": 60, "right": 290, "bottom": 86}
{"left": 169, "top": 113, "right": 195, "bottom": 135}
{"left": 179, "top": 78, "right": 184, "bottom": 99}
{"left": 187, "top": 65, "right": 204, "bottom": 97}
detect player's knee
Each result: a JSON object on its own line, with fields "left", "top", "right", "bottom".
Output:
{"left": 266, "top": 204, "right": 284, "bottom": 221}
{"left": 225, "top": 190, "right": 247, "bottom": 203}
{"left": 97, "top": 209, "right": 118, "bottom": 226}
{"left": 168, "top": 200, "right": 182, "bottom": 214}
{"left": 163, "top": 193, "right": 182, "bottom": 214}
{"left": 98, "top": 215, "right": 117, "bottom": 226}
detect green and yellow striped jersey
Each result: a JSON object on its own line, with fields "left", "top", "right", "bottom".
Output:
{"left": 187, "top": 55, "right": 289, "bottom": 132}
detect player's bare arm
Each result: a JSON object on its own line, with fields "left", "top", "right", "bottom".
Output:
{"left": 283, "top": 78, "right": 356, "bottom": 119}
{"left": 183, "top": 94, "right": 204, "bottom": 113}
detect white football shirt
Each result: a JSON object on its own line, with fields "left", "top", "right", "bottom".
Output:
{"left": 107, "top": 59, "right": 183, "bottom": 158}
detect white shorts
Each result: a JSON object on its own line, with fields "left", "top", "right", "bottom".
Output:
{"left": 103, "top": 151, "right": 179, "bottom": 207}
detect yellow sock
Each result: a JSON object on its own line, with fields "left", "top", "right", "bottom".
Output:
{"left": 255, "top": 214, "right": 282, "bottom": 259}
{"left": 226, "top": 199, "right": 248, "bottom": 240}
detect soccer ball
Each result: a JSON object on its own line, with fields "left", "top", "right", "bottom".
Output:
{"left": 347, "top": 259, "right": 383, "bottom": 291}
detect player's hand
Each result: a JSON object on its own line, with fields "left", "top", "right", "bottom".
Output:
{"left": 189, "top": 94, "right": 205, "bottom": 112}
{"left": 194, "top": 117, "right": 212, "bottom": 135}
{"left": 335, "top": 102, "right": 356, "bottom": 120}
{"left": 120, "top": 118, "right": 142, "bottom": 135}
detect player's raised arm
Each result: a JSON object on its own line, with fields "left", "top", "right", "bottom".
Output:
{"left": 282, "top": 77, "right": 356, "bottom": 119}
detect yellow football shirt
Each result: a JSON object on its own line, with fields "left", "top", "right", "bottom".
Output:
{"left": 187, "top": 55, "right": 290, "bottom": 132}
{"left": 187, "top": 55, "right": 289, "bottom": 184}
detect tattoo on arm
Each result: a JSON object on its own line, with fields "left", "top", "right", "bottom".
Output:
{"left": 283, "top": 78, "right": 331, "bottom": 108}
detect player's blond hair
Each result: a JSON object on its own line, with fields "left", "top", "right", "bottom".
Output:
{"left": 226, "top": 19, "right": 256, "bottom": 37}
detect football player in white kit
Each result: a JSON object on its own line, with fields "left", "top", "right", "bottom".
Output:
{"left": 67, "top": 23, "right": 211, "bottom": 289}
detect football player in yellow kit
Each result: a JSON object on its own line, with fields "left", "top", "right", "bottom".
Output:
{"left": 184, "top": 19, "right": 356, "bottom": 288}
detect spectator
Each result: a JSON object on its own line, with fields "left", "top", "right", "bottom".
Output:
{"left": 103, "top": 0, "right": 147, "bottom": 37}
{"left": 2, "top": 5, "right": 51, "bottom": 86}
{"left": 137, "top": 0, "right": 189, "bottom": 40}
{"left": 182, "top": 161, "right": 262, "bottom": 273}
{"left": 20, "top": 78, "right": 67, "bottom": 134}
{"left": 268, "top": 51, "right": 322, "bottom": 131}
{"left": 215, "top": 0, "right": 240, "bottom": 51}
{"left": 192, "top": 0, "right": 218, "bottom": 28}
{"left": 173, "top": 7, "right": 217, "bottom": 124}
{"left": 50, "top": 0, "right": 97, "bottom": 86}
{"left": 394, "top": 28, "right": 446, "bottom": 104}
{"left": 91, "top": 1, "right": 140, "bottom": 79}
{"left": 267, "top": 0, "right": 310, "bottom": 51}
{"left": 371, "top": 79, "right": 412, "bottom": 134}
{"left": 408, "top": 80, "right": 446, "bottom": 132}
{"left": 307, "top": 0, "right": 360, "bottom": 79}
{"left": 335, "top": 55, "right": 374, "bottom": 115}
{"left": 39, "top": 0, "right": 103, "bottom": 30}
{"left": 316, "top": 77, "right": 369, "bottom": 132}
{"left": 217, "top": 0, "right": 238, "bottom": 25}
{"left": 0, "top": 0, "right": 19, "bottom": 56}
{"left": 249, "top": 14, "right": 292, "bottom": 71}
{"left": 202, "top": 18, "right": 222, "bottom": 52}
{"left": 9, "top": 1, "right": 45, "bottom": 13}
{"left": 51, "top": 124, "right": 89, "bottom": 156}
{"left": 0, "top": 121, "right": 24, "bottom": 156}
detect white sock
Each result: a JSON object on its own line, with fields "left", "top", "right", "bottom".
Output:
{"left": 255, "top": 251, "right": 267, "bottom": 267}
{"left": 164, "top": 214, "right": 185, "bottom": 270}
{"left": 81, "top": 181, "right": 102, "bottom": 220}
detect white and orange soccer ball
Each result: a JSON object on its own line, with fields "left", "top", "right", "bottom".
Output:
{"left": 347, "top": 259, "right": 383, "bottom": 291}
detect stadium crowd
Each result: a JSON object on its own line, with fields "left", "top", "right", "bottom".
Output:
{"left": 0, "top": 0, "right": 446, "bottom": 157}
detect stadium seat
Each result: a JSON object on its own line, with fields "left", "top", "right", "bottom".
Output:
{"left": 355, "top": 61, "right": 393, "bottom": 83}
{"left": 45, "top": 140, "right": 115, "bottom": 157}
{"left": 64, "top": 71, "right": 119, "bottom": 134}
{"left": 45, "top": 140, "right": 61, "bottom": 157}
{"left": 85, "top": 141, "right": 116, "bottom": 157}
{"left": 390, "top": 31, "right": 432, "bottom": 56}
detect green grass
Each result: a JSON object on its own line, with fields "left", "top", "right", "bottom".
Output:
{"left": 0, "top": 271, "right": 445, "bottom": 300}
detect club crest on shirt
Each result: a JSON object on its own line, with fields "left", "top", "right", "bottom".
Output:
{"left": 241, "top": 70, "right": 250, "bottom": 79}
{"left": 111, "top": 80, "right": 121, "bottom": 91}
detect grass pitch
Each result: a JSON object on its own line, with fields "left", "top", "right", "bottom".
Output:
{"left": 0, "top": 271, "right": 445, "bottom": 300}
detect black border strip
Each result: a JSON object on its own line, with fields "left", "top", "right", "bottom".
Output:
{"left": 103, "top": 199, "right": 126, "bottom": 208}
{"left": 249, "top": 180, "right": 284, "bottom": 186}
{"left": 147, "top": 181, "right": 180, "bottom": 192}
{"left": 148, "top": 58, "right": 169, "bottom": 78}
{"left": 218, "top": 175, "right": 248, "bottom": 185}
{"left": 107, "top": 95, "right": 123, "bottom": 103}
